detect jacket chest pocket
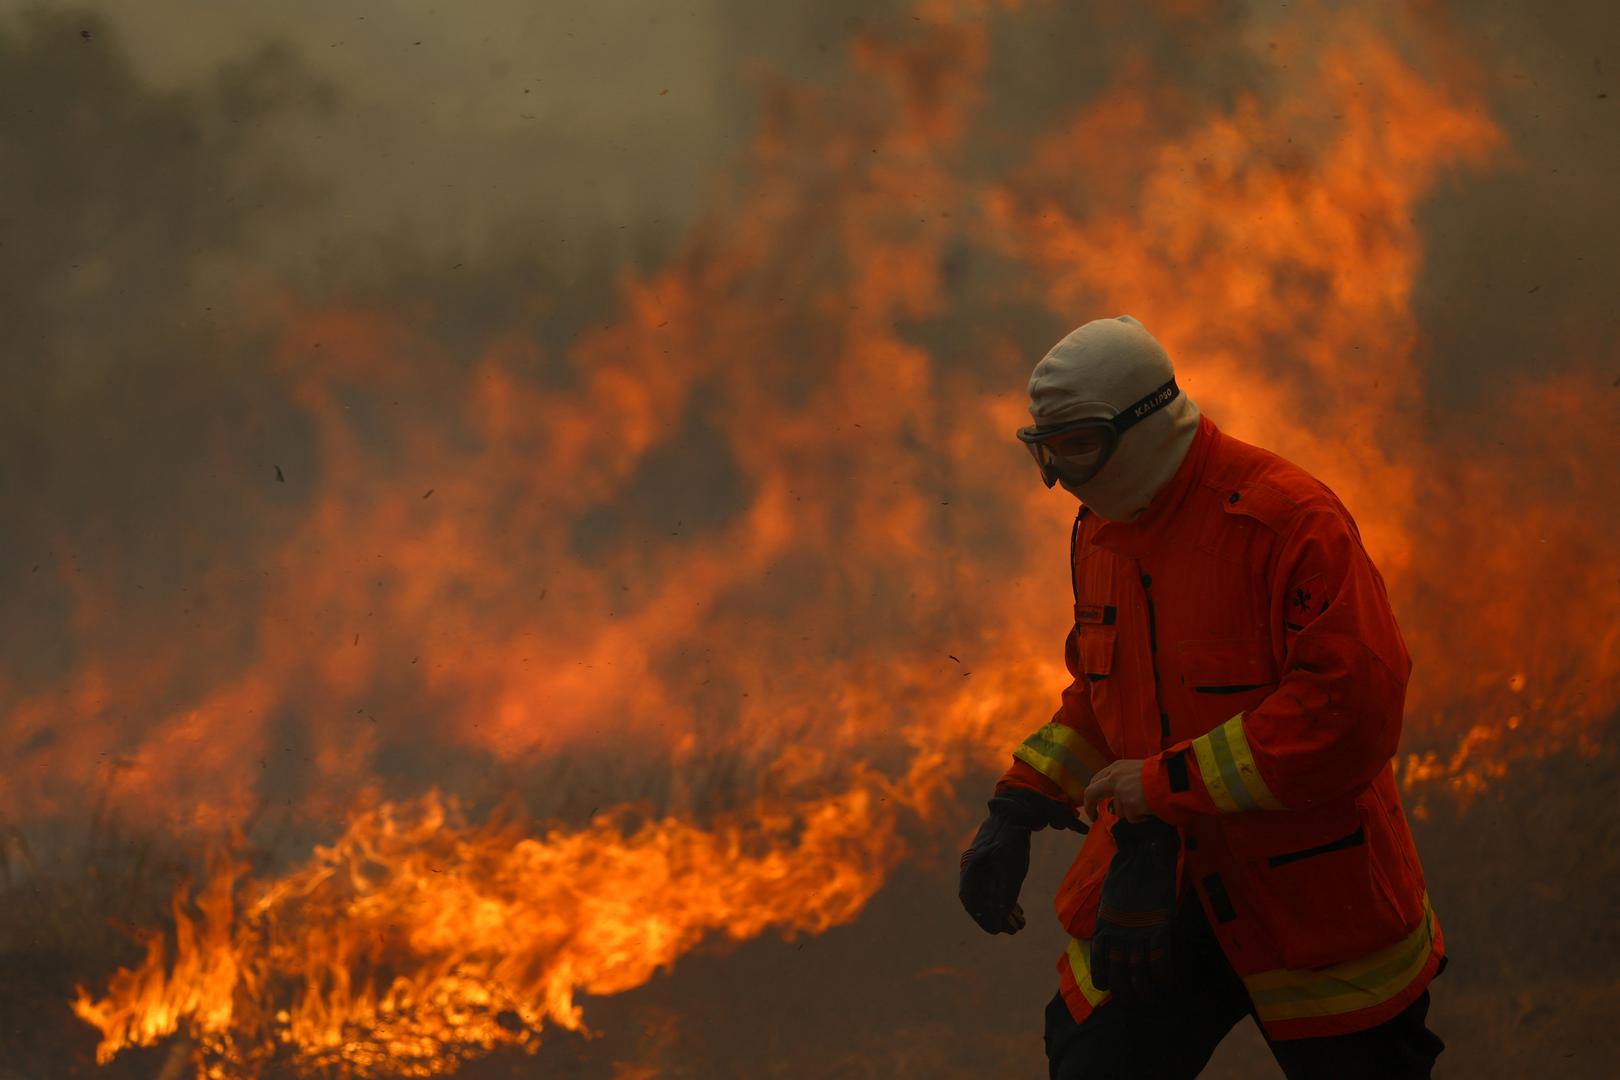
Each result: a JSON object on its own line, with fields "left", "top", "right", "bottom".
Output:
{"left": 1077, "top": 625, "right": 1139, "bottom": 756}
{"left": 1071, "top": 549, "right": 1139, "bottom": 752}
{"left": 1173, "top": 637, "right": 1278, "bottom": 734}
{"left": 1075, "top": 626, "right": 1117, "bottom": 682}
{"left": 1071, "top": 550, "right": 1120, "bottom": 681}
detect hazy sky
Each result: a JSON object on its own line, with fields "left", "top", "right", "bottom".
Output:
{"left": 0, "top": 0, "right": 908, "bottom": 278}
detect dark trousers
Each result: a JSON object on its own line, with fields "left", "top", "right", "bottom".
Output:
{"left": 1043, "top": 899, "right": 1444, "bottom": 1079}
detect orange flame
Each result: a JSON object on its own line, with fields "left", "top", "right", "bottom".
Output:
{"left": 74, "top": 785, "right": 899, "bottom": 1075}
{"left": 36, "top": 2, "right": 1620, "bottom": 1075}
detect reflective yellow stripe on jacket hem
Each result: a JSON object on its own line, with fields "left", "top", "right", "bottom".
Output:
{"left": 1064, "top": 937, "right": 1111, "bottom": 1008}
{"left": 1013, "top": 723, "right": 1109, "bottom": 804}
{"left": 1191, "top": 713, "right": 1284, "bottom": 812}
{"left": 1244, "top": 894, "right": 1438, "bottom": 1023}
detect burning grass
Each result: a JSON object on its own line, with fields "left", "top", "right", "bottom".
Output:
{"left": 6, "top": 719, "right": 1619, "bottom": 1078}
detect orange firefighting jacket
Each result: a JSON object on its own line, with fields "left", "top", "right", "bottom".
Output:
{"left": 998, "top": 414, "right": 1444, "bottom": 1041}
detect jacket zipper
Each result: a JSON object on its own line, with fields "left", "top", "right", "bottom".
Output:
{"left": 1140, "top": 571, "right": 1171, "bottom": 746}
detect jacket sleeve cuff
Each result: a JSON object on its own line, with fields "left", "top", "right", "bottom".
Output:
{"left": 1185, "top": 713, "right": 1285, "bottom": 813}
{"left": 1006, "top": 721, "right": 1110, "bottom": 805}
{"left": 996, "top": 757, "right": 1073, "bottom": 805}
{"left": 1141, "top": 748, "right": 1200, "bottom": 826}
{"left": 1145, "top": 713, "right": 1289, "bottom": 822}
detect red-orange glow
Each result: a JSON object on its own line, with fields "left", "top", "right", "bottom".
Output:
{"left": 38, "top": 4, "right": 1620, "bottom": 1076}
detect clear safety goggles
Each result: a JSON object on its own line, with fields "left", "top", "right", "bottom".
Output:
{"left": 1016, "top": 377, "right": 1180, "bottom": 489}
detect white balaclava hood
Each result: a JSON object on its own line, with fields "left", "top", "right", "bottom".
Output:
{"left": 1026, "top": 315, "right": 1201, "bottom": 522}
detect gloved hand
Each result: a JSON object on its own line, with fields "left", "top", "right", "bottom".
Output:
{"left": 959, "top": 786, "right": 1086, "bottom": 935}
{"left": 1090, "top": 817, "right": 1180, "bottom": 1005}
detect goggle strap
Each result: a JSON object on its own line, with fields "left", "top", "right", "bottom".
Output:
{"left": 1019, "top": 377, "right": 1180, "bottom": 443}
{"left": 1111, "top": 377, "right": 1180, "bottom": 435}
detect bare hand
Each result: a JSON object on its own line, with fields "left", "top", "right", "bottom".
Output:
{"left": 1083, "top": 759, "right": 1150, "bottom": 823}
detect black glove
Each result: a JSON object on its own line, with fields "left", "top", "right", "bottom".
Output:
{"left": 958, "top": 787, "right": 1086, "bottom": 935}
{"left": 1090, "top": 817, "right": 1180, "bottom": 1005}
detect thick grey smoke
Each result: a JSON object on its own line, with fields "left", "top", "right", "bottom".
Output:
{"left": 1407, "top": 0, "right": 1620, "bottom": 406}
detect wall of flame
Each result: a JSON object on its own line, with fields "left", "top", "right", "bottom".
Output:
{"left": 0, "top": 0, "right": 1615, "bottom": 1075}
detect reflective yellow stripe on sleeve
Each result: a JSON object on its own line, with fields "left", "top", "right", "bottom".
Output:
{"left": 1190, "top": 713, "right": 1284, "bottom": 813}
{"left": 1245, "top": 894, "right": 1438, "bottom": 1023}
{"left": 1064, "top": 937, "right": 1112, "bottom": 1008}
{"left": 1013, "top": 722, "right": 1110, "bottom": 804}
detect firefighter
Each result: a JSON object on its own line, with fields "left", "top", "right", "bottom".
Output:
{"left": 958, "top": 316, "right": 1446, "bottom": 1079}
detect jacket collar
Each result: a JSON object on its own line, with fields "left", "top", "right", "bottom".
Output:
{"left": 1092, "top": 414, "right": 1219, "bottom": 557}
